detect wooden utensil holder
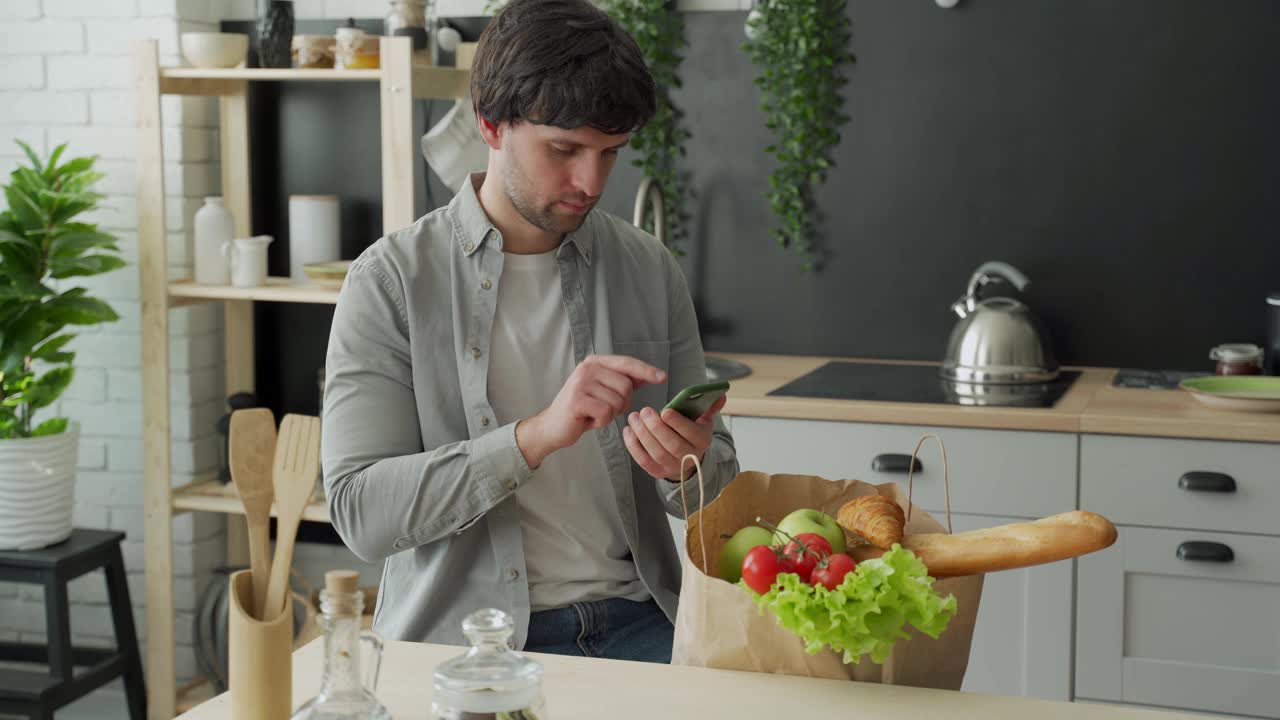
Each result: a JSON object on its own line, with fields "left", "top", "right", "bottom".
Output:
{"left": 228, "top": 569, "right": 292, "bottom": 719}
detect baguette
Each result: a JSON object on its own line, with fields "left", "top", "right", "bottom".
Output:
{"left": 844, "top": 510, "right": 1117, "bottom": 577}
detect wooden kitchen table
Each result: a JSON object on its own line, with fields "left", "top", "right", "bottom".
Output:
{"left": 178, "top": 638, "right": 1218, "bottom": 719}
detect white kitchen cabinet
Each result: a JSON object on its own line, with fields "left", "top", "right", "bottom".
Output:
{"left": 729, "top": 416, "right": 1077, "bottom": 518}
{"left": 1081, "top": 434, "right": 1280, "bottom": 537}
{"left": 951, "top": 513, "right": 1073, "bottom": 702}
{"left": 1075, "top": 526, "right": 1280, "bottom": 718}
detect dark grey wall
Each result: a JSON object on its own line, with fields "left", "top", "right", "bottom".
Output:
{"left": 232, "top": 1, "right": 1280, "bottom": 418}
{"left": 598, "top": 0, "right": 1280, "bottom": 374}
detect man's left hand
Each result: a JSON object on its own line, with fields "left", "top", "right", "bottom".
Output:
{"left": 622, "top": 395, "right": 727, "bottom": 482}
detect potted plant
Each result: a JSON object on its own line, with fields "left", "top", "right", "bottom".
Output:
{"left": 0, "top": 141, "right": 125, "bottom": 550}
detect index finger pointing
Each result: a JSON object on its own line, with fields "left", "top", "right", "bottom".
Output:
{"left": 593, "top": 354, "right": 667, "bottom": 385}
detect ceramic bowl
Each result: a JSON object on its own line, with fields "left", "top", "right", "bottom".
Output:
{"left": 181, "top": 32, "right": 249, "bottom": 69}
{"left": 302, "top": 260, "right": 351, "bottom": 289}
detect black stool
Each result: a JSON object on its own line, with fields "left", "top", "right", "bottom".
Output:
{"left": 0, "top": 529, "right": 145, "bottom": 720}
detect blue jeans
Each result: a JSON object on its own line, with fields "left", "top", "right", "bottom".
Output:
{"left": 523, "top": 597, "right": 673, "bottom": 664}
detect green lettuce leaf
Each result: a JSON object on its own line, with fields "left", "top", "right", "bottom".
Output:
{"left": 744, "top": 545, "right": 957, "bottom": 665}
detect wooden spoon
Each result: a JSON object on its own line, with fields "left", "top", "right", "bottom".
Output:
{"left": 228, "top": 407, "right": 276, "bottom": 620}
{"left": 262, "top": 414, "right": 322, "bottom": 621}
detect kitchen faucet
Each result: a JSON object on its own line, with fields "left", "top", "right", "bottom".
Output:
{"left": 630, "top": 177, "right": 752, "bottom": 382}
{"left": 632, "top": 176, "right": 667, "bottom": 248}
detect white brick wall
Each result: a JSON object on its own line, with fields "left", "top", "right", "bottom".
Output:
{"left": 0, "top": 0, "right": 235, "bottom": 706}
{"left": 0, "top": 1, "right": 412, "bottom": 712}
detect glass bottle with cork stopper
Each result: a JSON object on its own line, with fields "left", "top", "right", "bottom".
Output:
{"left": 291, "top": 570, "right": 390, "bottom": 719}
{"left": 431, "top": 608, "right": 547, "bottom": 719}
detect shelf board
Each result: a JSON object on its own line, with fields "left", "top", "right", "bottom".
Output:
{"left": 168, "top": 277, "right": 340, "bottom": 305}
{"left": 161, "top": 67, "right": 382, "bottom": 81}
{"left": 173, "top": 476, "right": 330, "bottom": 524}
{"left": 158, "top": 64, "right": 469, "bottom": 98}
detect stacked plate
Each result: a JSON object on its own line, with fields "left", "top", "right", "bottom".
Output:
{"left": 1179, "top": 376, "right": 1280, "bottom": 412}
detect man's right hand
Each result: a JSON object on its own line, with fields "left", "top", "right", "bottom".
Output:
{"left": 516, "top": 354, "right": 667, "bottom": 469}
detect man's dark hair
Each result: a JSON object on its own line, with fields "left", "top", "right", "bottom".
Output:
{"left": 470, "top": 0, "right": 656, "bottom": 135}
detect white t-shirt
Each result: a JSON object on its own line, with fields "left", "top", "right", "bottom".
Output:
{"left": 486, "top": 248, "right": 650, "bottom": 611}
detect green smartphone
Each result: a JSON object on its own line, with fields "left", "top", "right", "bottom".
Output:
{"left": 664, "top": 380, "right": 730, "bottom": 420}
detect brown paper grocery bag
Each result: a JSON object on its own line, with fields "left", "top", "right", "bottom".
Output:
{"left": 671, "top": 471, "right": 983, "bottom": 690}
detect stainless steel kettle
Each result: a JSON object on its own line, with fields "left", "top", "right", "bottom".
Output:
{"left": 940, "top": 261, "right": 1059, "bottom": 384}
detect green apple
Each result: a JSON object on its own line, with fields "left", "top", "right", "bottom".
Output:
{"left": 772, "top": 508, "right": 847, "bottom": 555}
{"left": 717, "top": 526, "right": 775, "bottom": 583}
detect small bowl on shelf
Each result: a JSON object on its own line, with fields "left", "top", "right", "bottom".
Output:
{"left": 302, "top": 260, "right": 351, "bottom": 289}
{"left": 181, "top": 32, "right": 249, "bottom": 69}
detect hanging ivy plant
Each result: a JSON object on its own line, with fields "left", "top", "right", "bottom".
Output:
{"left": 606, "top": 0, "right": 693, "bottom": 255}
{"left": 745, "top": 0, "right": 854, "bottom": 271}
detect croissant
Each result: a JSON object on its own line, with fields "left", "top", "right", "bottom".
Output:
{"left": 837, "top": 495, "right": 906, "bottom": 550}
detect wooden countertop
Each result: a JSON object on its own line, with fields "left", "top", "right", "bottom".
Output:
{"left": 711, "top": 353, "right": 1280, "bottom": 443}
{"left": 178, "top": 638, "right": 1208, "bottom": 720}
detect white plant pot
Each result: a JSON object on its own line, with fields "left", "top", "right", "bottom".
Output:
{"left": 0, "top": 423, "right": 80, "bottom": 550}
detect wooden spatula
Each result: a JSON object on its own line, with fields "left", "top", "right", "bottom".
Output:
{"left": 262, "top": 414, "right": 322, "bottom": 621}
{"left": 228, "top": 408, "right": 276, "bottom": 620}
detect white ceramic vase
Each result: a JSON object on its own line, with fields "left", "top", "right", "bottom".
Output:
{"left": 0, "top": 423, "right": 80, "bottom": 550}
{"left": 195, "top": 196, "right": 234, "bottom": 285}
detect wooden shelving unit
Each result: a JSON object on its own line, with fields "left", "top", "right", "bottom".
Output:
{"left": 132, "top": 37, "right": 472, "bottom": 718}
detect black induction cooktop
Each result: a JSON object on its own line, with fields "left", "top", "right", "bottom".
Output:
{"left": 767, "top": 362, "right": 1082, "bottom": 408}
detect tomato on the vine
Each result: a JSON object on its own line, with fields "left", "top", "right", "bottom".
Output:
{"left": 781, "top": 532, "right": 832, "bottom": 582}
{"left": 741, "top": 545, "right": 793, "bottom": 594}
{"left": 810, "top": 553, "right": 857, "bottom": 590}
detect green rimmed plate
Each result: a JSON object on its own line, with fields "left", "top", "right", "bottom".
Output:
{"left": 1179, "top": 375, "right": 1280, "bottom": 413}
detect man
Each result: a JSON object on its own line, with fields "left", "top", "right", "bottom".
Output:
{"left": 321, "top": 0, "right": 739, "bottom": 663}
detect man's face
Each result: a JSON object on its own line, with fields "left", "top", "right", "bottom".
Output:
{"left": 499, "top": 121, "right": 630, "bottom": 235}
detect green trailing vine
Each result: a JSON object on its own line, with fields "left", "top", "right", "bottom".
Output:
{"left": 606, "top": 0, "right": 693, "bottom": 256}
{"left": 745, "top": 0, "right": 854, "bottom": 271}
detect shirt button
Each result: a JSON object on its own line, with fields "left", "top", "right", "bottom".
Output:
{"left": 480, "top": 279, "right": 492, "bottom": 290}
{"left": 463, "top": 242, "right": 475, "bottom": 253}
{"left": 506, "top": 567, "right": 520, "bottom": 581}
{"left": 471, "top": 347, "right": 482, "bottom": 359}
{"left": 480, "top": 415, "right": 490, "bottom": 427}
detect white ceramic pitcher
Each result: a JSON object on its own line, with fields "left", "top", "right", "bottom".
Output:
{"left": 222, "top": 235, "right": 273, "bottom": 288}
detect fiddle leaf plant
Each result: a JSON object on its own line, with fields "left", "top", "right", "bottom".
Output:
{"left": 745, "top": 0, "right": 854, "bottom": 271}
{"left": 0, "top": 140, "right": 124, "bottom": 440}
{"left": 607, "top": 0, "right": 694, "bottom": 255}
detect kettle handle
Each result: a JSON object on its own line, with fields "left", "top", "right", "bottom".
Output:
{"left": 952, "top": 261, "right": 1030, "bottom": 318}
{"left": 967, "top": 261, "right": 1029, "bottom": 295}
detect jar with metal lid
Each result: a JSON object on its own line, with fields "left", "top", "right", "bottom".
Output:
{"left": 385, "top": 0, "right": 430, "bottom": 52}
{"left": 1210, "top": 343, "right": 1263, "bottom": 376}
{"left": 431, "top": 608, "right": 547, "bottom": 720}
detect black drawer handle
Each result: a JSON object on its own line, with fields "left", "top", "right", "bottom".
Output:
{"left": 1178, "top": 471, "right": 1236, "bottom": 493}
{"left": 1176, "top": 541, "right": 1234, "bottom": 563}
{"left": 871, "top": 454, "right": 923, "bottom": 474}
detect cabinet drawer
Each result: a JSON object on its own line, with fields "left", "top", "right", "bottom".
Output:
{"left": 1081, "top": 434, "right": 1280, "bottom": 536}
{"left": 1075, "top": 526, "right": 1280, "bottom": 718}
{"left": 731, "top": 417, "right": 1076, "bottom": 518}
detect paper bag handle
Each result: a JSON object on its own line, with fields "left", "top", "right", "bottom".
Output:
{"left": 906, "top": 433, "right": 953, "bottom": 535}
{"left": 678, "top": 453, "right": 709, "bottom": 575}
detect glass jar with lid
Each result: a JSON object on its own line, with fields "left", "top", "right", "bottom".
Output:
{"left": 431, "top": 608, "right": 547, "bottom": 720}
{"left": 385, "top": 0, "right": 431, "bottom": 53}
{"left": 1210, "top": 343, "right": 1263, "bottom": 376}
